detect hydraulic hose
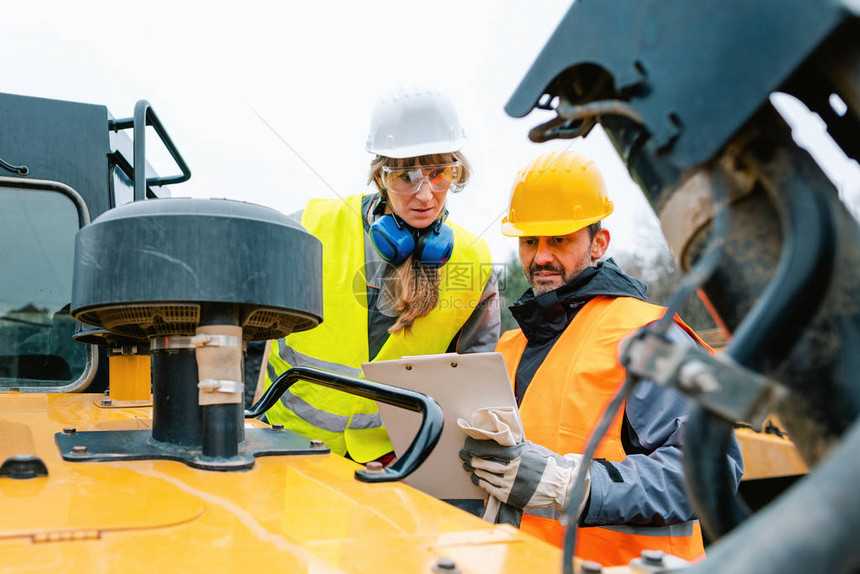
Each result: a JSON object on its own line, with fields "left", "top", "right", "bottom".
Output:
{"left": 683, "top": 417, "right": 860, "bottom": 574}
{"left": 682, "top": 406, "right": 750, "bottom": 542}
{"left": 682, "top": 104, "right": 840, "bottom": 543}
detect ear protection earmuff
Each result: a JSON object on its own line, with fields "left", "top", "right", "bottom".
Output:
{"left": 369, "top": 209, "right": 454, "bottom": 267}
{"left": 414, "top": 217, "right": 454, "bottom": 267}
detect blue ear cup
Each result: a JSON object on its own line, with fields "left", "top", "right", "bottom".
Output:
{"left": 369, "top": 214, "right": 416, "bottom": 265}
{"left": 415, "top": 221, "right": 454, "bottom": 267}
{"left": 369, "top": 210, "right": 454, "bottom": 267}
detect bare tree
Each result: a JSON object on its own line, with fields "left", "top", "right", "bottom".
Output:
{"left": 612, "top": 247, "right": 717, "bottom": 332}
{"left": 498, "top": 253, "right": 532, "bottom": 333}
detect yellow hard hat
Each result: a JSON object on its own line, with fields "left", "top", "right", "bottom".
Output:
{"left": 501, "top": 151, "right": 614, "bottom": 237}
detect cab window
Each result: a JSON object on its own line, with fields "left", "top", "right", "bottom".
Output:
{"left": 0, "top": 186, "right": 87, "bottom": 388}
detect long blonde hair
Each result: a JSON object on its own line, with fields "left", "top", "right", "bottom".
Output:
{"left": 368, "top": 152, "right": 471, "bottom": 334}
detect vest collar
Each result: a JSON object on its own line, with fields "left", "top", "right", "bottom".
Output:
{"left": 510, "top": 258, "right": 648, "bottom": 344}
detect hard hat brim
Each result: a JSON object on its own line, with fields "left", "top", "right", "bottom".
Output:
{"left": 501, "top": 213, "right": 610, "bottom": 238}
{"left": 367, "top": 138, "right": 465, "bottom": 159}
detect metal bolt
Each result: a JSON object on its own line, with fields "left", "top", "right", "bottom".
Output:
{"left": 580, "top": 561, "right": 603, "bottom": 573}
{"left": 450, "top": 361, "right": 458, "bottom": 368}
{"left": 364, "top": 461, "right": 385, "bottom": 474}
{"left": 641, "top": 550, "right": 665, "bottom": 566}
{"left": 310, "top": 439, "right": 325, "bottom": 448}
{"left": 432, "top": 557, "right": 461, "bottom": 573}
{"left": 405, "top": 364, "right": 413, "bottom": 371}
{"left": 271, "top": 423, "right": 284, "bottom": 431}
{"left": 100, "top": 399, "right": 113, "bottom": 406}
{"left": 678, "top": 360, "right": 720, "bottom": 393}
{"left": 62, "top": 427, "right": 77, "bottom": 435}
{"left": 71, "top": 445, "right": 87, "bottom": 455}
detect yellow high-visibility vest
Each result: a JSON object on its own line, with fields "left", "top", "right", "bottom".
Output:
{"left": 265, "top": 194, "right": 492, "bottom": 463}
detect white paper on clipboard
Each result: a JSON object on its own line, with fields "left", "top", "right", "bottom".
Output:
{"left": 362, "top": 352, "right": 521, "bottom": 500}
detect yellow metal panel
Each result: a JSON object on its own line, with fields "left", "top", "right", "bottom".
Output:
{"left": 736, "top": 427, "right": 808, "bottom": 480}
{"left": 0, "top": 392, "right": 563, "bottom": 573}
{"left": 0, "top": 464, "right": 203, "bottom": 539}
{"left": 107, "top": 355, "right": 151, "bottom": 402}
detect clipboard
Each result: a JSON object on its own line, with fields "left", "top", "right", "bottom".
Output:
{"left": 362, "top": 352, "right": 521, "bottom": 500}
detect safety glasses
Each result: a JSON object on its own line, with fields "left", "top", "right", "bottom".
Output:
{"left": 381, "top": 162, "right": 462, "bottom": 194}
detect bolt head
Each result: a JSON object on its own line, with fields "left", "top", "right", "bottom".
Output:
{"left": 62, "top": 427, "right": 77, "bottom": 435}
{"left": 580, "top": 560, "right": 603, "bottom": 573}
{"left": 100, "top": 399, "right": 112, "bottom": 406}
{"left": 71, "top": 445, "right": 87, "bottom": 455}
{"left": 432, "top": 557, "right": 460, "bottom": 573}
{"left": 271, "top": 423, "right": 284, "bottom": 430}
{"left": 365, "top": 461, "right": 385, "bottom": 474}
{"left": 678, "top": 360, "right": 720, "bottom": 393}
{"left": 0, "top": 454, "right": 48, "bottom": 479}
{"left": 310, "top": 439, "right": 325, "bottom": 448}
{"left": 641, "top": 549, "right": 665, "bottom": 565}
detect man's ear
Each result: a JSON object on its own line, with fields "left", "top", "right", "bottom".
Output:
{"left": 591, "top": 228, "right": 610, "bottom": 261}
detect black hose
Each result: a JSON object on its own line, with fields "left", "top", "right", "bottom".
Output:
{"left": 682, "top": 105, "right": 840, "bottom": 544}
{"left": 724, "top": 107, "right": 836, "bottom": 372}
{"left": 562, "top": 374, "right": 639, "bottom": 574}
{"left": 682, "top": 406, "right": 750, "bottom": 541}
{"left": 683, "top": 417, "right": 860, "bottom": 574}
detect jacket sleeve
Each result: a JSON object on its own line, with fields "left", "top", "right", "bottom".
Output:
{"left": 582, "top": 324, "right": 745, "bottom": 526}
{"left": 448, "top": 271, "right": 501, "bottom": 354}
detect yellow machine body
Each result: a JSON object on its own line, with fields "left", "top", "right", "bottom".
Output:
{"left": 107, "top": 355, "right": 151, "bottom": 402}
{"left": 0, "top": 393, "right": 562, "bottom": 573}
{"left": 735, "top": 426, "right": 808, "bottom": 481}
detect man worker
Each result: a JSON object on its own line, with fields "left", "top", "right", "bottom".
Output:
{"left": 459, "top": 150, "right": 744, "bottom": 566}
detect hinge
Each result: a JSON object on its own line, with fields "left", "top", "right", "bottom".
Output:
{"left": 32, "top": 529, "right": 101, "bottom": 543}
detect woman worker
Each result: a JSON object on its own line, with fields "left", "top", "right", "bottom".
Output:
{"left": 260, "top": 91, "right": 500, "bottom": 464}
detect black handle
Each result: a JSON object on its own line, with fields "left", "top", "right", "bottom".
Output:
{"left": 246, "top": 366, "right": 444, "bottom": 483}
{"left": 109, "top": 100, "right": 192, "bottom": 201}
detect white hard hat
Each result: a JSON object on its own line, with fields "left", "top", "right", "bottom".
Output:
{"left": 366, "top": 91, "right": 466, "bottom": 158}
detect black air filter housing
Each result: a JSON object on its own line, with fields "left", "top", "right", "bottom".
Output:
{"left": 71, "top": 198, "right": 322, "bottom": 340}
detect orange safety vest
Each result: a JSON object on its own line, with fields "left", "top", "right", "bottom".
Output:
{"left": 496, "top": 295, "right": 706, "bottom": 566}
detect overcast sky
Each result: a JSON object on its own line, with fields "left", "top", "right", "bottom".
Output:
{"left": 3, "top": 1, "right": 858, "bottom": 265}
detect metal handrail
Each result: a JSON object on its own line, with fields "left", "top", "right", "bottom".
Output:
{"left": 109, "top": 100, "right": 191, "bottom": 201}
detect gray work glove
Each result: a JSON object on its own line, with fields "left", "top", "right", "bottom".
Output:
{"left": 456, "top": 407, "right": 525, "bottom": 524}
{"left": 459, "top": 437, "right": 590, "bottom": 520}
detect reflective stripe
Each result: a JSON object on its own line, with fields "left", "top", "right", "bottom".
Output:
{"left": 598, "top": 520, "right": 697, "bottom": 537}
{"left": 279, "top": 388, "right": 383, "bottom": 433}
{"left": 278, "top": 342, "right": 362, "bottom": 378}
{"left": 522, "top": 509, "right": 698, "bottom": 537}
{"left": 524, "top": 507, "right": 578, "bottom": 527}
{"left": 266, "top": 361, "right": 277, "bottom": 385}
{"left": 524, "top": 508, "right": 563, "bottom": 520}
{"left": 349, "top": 412, "right": 386, "bottom": 429}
